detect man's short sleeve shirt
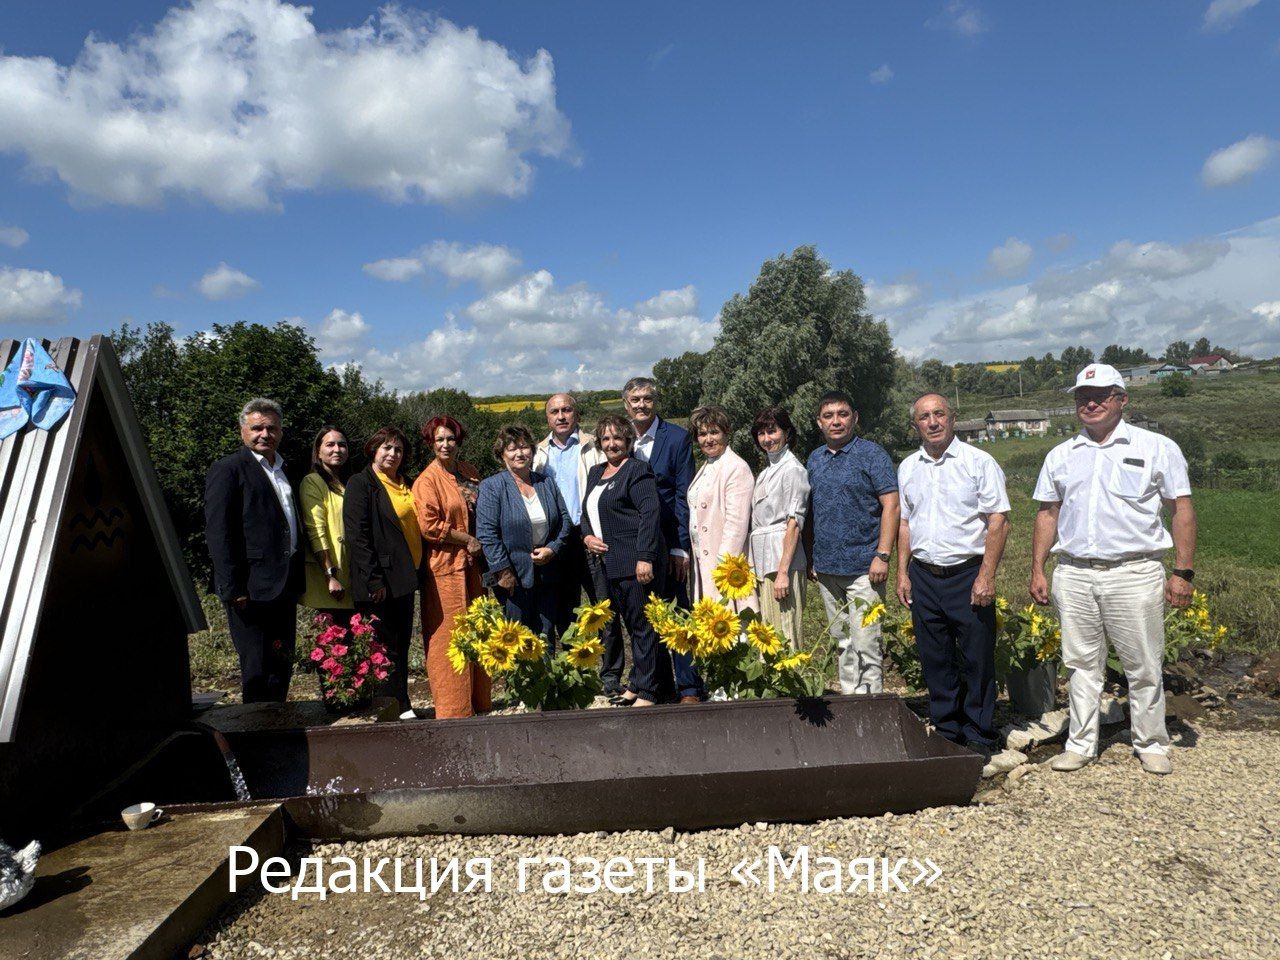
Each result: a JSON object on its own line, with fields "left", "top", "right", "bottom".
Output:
{"left": 807, "top": 437, "right": 898, "bottom": 577}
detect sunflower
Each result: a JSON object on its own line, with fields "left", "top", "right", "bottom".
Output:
{"left": 860, "top": 602, "right": 886, "bottom": 628}
{"left": 746, "top": 620, "right": 783, "bottom": 656}
{"left": 446, "top": 635, "right": 470, "bottom": 674}
{"left": 644, "top": 592, "right": 673, "bottom": 630}
{"left": 712, "top": 554, "right": 757, "bottom": 602}
{"left": 489, "top": 619, "right": 525, "bottom": 652}
{"left": 575, "top": 599, "right": 613, "bottom": 638}
{"left": 694, "top": 603, "right": 738, "bottom": 657}
{"left": 660, "top": 623, "right": 698, "bottom": 656}
{"left": 478, "top": 639, "right": 517, "bottom": 674}
{"left": 515, "top": 627, "right": 547, "bottom": 662}
{"left": 772, "top": 651, "right": 811, "bottom": 672}
{"left": 565, "top": 638, "right": 604, "bottom": 669}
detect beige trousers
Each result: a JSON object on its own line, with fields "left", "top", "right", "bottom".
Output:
{"left": 1051, "top": 558, "right": 1168, "bottom": 757}
{"left": 816, "top": 573, "right": 886, "bottom": 694}
{"left": 758, "top": 569, "right": 806, "bottom": 650}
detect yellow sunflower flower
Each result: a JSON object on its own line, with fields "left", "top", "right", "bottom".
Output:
{"left": 516, "top": 627, "right": 547, "bottom": 662}
{"left": 860, "top": 602, "right": 886, "bottom": 628}
{"left": 746, "top": 620, "right": 783, "bottom": 656}
{"left": 660, "top": 624, "right": 698, "bottom": 656}
{"left": 644, "top": 592, "right": 672, "bottom": 631}
{"left": 565, "top": 638, "right": 604, "bottom": 669}
{"left": 575, "top": 599, "right": 613, "bottom": 638}
{"left": 446, "top": 635, "right": 469, "bottom": 674}
{"left": 712, "top": 554, "right": 757, "bottom": 601}
{"left": 478, "top": 640, "right": 517, "bottom": 674}
{"left": 773, "top": 651, "right": 811, "bottom": 672}
{"left": 489, "top": 619, "right": 525, "bottom": 652}
{"left": 694, "top": 604, "right": 738, "bottom": 656}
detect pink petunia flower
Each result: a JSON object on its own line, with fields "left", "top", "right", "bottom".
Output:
{"left": 373, "top": 668, "right": 389, "bottom": 681}
{"left": 370, "top": 652, "right": 388, "bottom": 666}
{"left": 330, "top": 644, "right": 349, "bottom": 657}
{"left": 309, "top": 648, "right": 325, "bottom": 662}
{"left": 352, "top": 677, "right": 365, "bottom": 689}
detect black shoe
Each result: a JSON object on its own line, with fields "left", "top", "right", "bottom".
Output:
{"left": 964, "top": 740, "right": 995, "bottom": 762}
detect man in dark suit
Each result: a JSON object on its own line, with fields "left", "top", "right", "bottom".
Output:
{"left": 205, "top": 398, "right": 303, "bottom": 703}
{"left": 623, "top": 376, "right": 703, "bottom": 703}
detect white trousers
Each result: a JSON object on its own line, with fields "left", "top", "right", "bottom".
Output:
{"left": 1051, "top": 558, "right": 1169, "bottom": 757}
{"left": 816, "top": 573, "right": 885, "bottom": 694}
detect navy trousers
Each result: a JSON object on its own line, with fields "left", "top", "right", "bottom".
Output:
{"left": 609, "top": 575, "right": 675, "bottom": 702}
{"left": 908, "top": 560, "right": 998, "bottom": 750}
{"left": 225, "top": 596, "right": 297, "bottom": 704}
{"left": 495, "top": 564, "right": 560, "bottom": 651}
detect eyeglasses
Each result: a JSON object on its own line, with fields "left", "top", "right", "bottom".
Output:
{"left": 1074, "top": 392, "right": 1123, "bottom": 407}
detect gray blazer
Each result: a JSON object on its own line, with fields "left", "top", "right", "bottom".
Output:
{"left": 476, "top": 471, "right": 570, "bottom": 589}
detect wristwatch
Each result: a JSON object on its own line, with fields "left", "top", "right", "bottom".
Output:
{"left": 1172, "top": 568, "right": 1195, "bottom": 582}
{"left": 875, "top": 551, "right": 891, "bottom": 563}
{"left": 325, "top": 566, "right": 339, "bottom": 578}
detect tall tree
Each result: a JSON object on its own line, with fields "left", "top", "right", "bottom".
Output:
{"left": 652, "top": 351, "right": 708, "bottom": 418}
{"left": 699, "top": 246, "right": 897, "bottom": 458}
{"left": 1099, "top": 344, "right": 1152, "bottom": 367}
{"left": 1192, "top": 336, "right": 1212, "bottom": 357}
{"left": 1164, "top": 340, "right": 1192, "bottom": 364}
{"left": 1059, "top": 345, "right": 1094, "bottom": 376}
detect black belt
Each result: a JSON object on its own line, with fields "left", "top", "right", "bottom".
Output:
{"left": 912, "top": 556, "right": 982, "bottom": 578}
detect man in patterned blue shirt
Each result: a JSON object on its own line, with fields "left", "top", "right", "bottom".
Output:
{"left": 804, "top": 391, "right": 900, "bottom": 694}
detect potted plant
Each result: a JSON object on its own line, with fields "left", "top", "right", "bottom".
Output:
{"left": 305, "top": 612, "right": 393, "bottom": 712}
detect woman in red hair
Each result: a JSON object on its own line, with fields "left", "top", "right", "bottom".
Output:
{"left": 412, "top": 415, "right": 492, "bottom": 718}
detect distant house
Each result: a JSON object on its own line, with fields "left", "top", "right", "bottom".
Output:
{"left": 985, "top": 409, "right": 1049, "bottom": 436}
{"left": 954, "top": 419, "right": 988, "bottom": 441}
{"left": 1188, "top": 353, "right": 1232, "bottom": 372}
{"left": 1150, "top": 362, "right": 1192, "bottom": 379}
{"left": 1117, "top": 364, "right": 1157, "bottom": 385}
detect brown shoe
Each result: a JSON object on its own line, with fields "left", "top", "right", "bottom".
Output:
{"left": 679, "top": 695, "right": 701, "bottom": 705}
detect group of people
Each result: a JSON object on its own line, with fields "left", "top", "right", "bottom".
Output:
{"left": 205, "top": 362, "right": 1196, "bottom": 775}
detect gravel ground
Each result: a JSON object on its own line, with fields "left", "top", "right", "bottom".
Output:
{"left": 195, "top": 718, "right": 1280, "bottom": 960}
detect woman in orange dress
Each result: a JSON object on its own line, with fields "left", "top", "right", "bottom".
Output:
{"left": 412, "top": 415, "right": 492, "bottom": 718}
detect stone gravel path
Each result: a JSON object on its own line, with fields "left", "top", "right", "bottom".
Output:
{"left": 196, "top": 722, "right": 1280, "bottom": 960}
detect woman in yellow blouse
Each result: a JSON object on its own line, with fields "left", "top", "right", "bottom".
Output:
{"left": 299, "top": 425, "right": 354, "bottom": 616}
{"left": 343, "top": 426, "right": 425, "bottom": 714}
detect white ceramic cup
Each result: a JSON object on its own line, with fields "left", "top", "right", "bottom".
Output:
{"left": 121, "top": 802, "right": 163, "bottom": 830}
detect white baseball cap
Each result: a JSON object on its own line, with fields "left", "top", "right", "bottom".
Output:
{"left": 1065, "top": 362, "right": 1126, "bottom": 393}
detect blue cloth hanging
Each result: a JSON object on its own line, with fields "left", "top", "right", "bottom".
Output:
{"left": 0, "top": 339, "right": 77, "bottom": 441}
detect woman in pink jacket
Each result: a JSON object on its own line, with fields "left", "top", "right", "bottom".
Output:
{"left": 687, "top": 406, "right": 757, "bottom": 611}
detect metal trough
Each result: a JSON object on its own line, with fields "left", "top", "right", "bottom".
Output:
{"left": 158, "top": 695, "right": 982, "bottom": 839}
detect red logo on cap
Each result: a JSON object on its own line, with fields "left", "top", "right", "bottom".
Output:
{"left": 1085, "top": 369, "right": 1095, "bottom": 379}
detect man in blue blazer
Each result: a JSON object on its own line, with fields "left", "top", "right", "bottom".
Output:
{"left": 623, "top": 376, "right": 704, "bottom": 702}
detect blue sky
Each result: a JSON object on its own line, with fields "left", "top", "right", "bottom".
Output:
{"left": 1, "top": 0, "right": 1277, "bottom": 393}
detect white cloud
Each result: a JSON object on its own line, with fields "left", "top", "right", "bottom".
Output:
{"left": 888, "top": 220, "right": 1280, "bottom": 360}
{"left": 0, "top": 1, "right": 573, "bottom": 210}
{"left": 0, "top": 266, "right": 82, "bottom": 323}
{"left": 866, "top": 280, "right": 923, "bottom": 312}
{"left": 329, "top": 268, "right": 718, "bottom": 394}
{"left": 364, "top": 241, "right": 522, "bottom": 289}
{"left": 869, "top": 64, "right": 894, "bottom": 85}
{"left": 196, "top": 262, "right": 260, "bottom": 300}
{"left": 987, "top": 237, "right": 1033, "bottom": 277}
{"left": 926, "top": 1, "right": 987, "bottom": 37}
{"left": 315, "top": 307, "right": 370, "bottom": 355}
{"left": 1201, "top": 134, "right": 1279, "bottom": 187}
{"left": 1045, "top": 232, "right": 1075, "bottom": 254}
{"left": 0, "top": 225, "right": 28, "bottom": 248}
{"left": 1202, "top": 0, "right": 1262, "bottom": 31}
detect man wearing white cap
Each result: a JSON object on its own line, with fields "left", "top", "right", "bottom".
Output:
{"left": 1030, "top": 363, "right": 1196, "bottom": 775}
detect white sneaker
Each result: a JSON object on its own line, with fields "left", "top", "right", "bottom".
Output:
{"left": 1138, "top": 752, "right": 1172, "bottom": 776}
{"left": 1049, "top": 750, "right": 1094, "bottom": 772}
{"left": 399, "top": 709, "right": 417, "bottom": 721}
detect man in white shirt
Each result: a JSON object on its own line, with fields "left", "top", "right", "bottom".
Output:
{"left": 533, "top": 393, "right": 620, "bottom": 690}
{"left": 1031, "top": 363, "right": 1197, "bottom": 776}
{"left": 896, "top": 393, "right": 1010, "bottom": 757}
{"left": 205, "top": 398, "right": 303, "bottom": 703}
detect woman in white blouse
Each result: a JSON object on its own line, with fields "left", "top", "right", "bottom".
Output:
{"left": 476, "top": 425, "right": 571, "bottom": 648}
{"left": 749, "top": 406, "right": 809, "bottom": 647}
{"left": 687, "top": 406, "right": 757, "bottom": 611}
